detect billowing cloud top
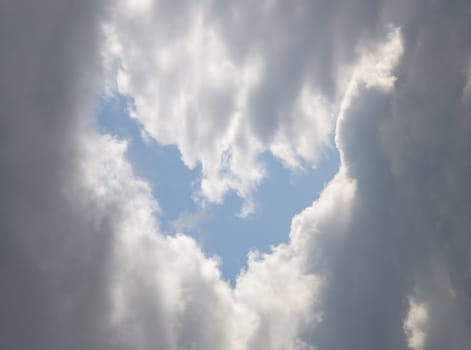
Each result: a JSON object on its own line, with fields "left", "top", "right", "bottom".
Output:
{"left": 1, "top": 0, "right": 471, "bottom": 350}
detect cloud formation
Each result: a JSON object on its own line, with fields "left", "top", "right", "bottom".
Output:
{"left": 104, "top": 0, "right": 392, "bottom": 214}
{"left": 1, "top": 0, "right": 471, "bottom": 350}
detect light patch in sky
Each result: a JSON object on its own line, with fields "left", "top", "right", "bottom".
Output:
{"left": 96, "top": 94, "right": 339, "bottom": 281}
{"left": 403, "top": 297, "right": 428, "bottom": 350}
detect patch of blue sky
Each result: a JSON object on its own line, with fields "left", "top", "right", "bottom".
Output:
{"left": 96, "top": 94, "right": 340, "bottom": 283}
{"left": 196, "top": 150, "right": 339, "bottom": 282}
{"left": 96, "top": 94, "right": 200, "bottom": 234}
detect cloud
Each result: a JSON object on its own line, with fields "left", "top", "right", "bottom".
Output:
{"left": 73, "top": 115, "right": 318, "bottom": 350}
{"left": 104, "top": 0, "right": 392, "bottom": 214}
{"left": 0, "top": 0, "right": 111, "bottom": 348}
{"left": 171, "top": 209, "right": 205, "bottom": 233}
{"left": 2, "top": 0, "right": 471, "bottom": 350}
{"left": 404, "top": 297, "right": 428, "bottom": 350}
{"left": 302, "top": 2, "right": 471, "bottom": 349}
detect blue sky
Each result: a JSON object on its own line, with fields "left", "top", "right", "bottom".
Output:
{"left": 97, "top": 94, "right": 339, "bottom": 282}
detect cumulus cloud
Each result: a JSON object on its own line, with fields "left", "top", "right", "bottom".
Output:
{"left": 2, "top": 0, "right": 471, "bottom": 350}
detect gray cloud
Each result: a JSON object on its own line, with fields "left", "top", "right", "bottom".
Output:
{"left": 0, "top": 0, "right": 112, "bottom": 349}
{"left": 295, "top": 2, "right": 471, "bottom": 349}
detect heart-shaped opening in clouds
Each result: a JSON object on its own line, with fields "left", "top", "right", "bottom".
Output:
{"left": 99, "top": 7, "right": 403, "bottom": 284}
{"left": 97, "top": 93, "right": 340, "bottom": 281}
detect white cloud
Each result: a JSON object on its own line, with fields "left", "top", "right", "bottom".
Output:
{"left": 78, "top": 133, "right": 250, "bottom": 349}
{"left": 235, "top": 245, "right": 322, "bottom": 350}
{"left": 103, "top": 0, "right": 341, "bottom": 215}
{"left": 75, "top": 128, "right": 321, "bottom": 350}
{"left": 403, "top": 297, "right": 428, "bottom": 350}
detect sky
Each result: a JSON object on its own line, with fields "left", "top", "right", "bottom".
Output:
{"left": 1, "top": 1, "right": 471, "bottom": 350}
